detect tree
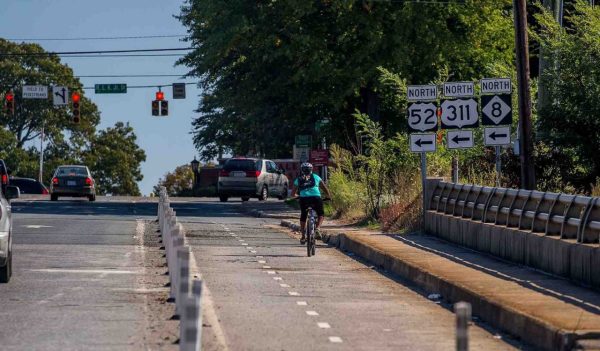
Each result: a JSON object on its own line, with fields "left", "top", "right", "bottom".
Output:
{"left": 85, "top": 122, "right": 146, "bottom": 196}
{"left": 153, "top": 164, "right": 194, "bottom": 197}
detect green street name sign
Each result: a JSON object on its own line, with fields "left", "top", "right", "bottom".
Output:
{"left": 95, "top": 84, "right": 127, "bottom": 94}
{"left": 295, "top": 135, "right": 312, "bottom": 147}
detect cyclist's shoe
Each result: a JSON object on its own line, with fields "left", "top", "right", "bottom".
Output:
{"left": 315, "top": 229, "right": 322, "bottom": 240}
{"left": 300, "top": 235, "right": 307, "bottom": 245}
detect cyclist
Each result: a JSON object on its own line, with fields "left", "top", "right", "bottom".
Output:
{"left": 290, "top": 162, "right": 332, "bottom": 244}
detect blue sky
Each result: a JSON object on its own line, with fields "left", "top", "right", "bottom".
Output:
{"left": 0, "top": 0, "right": 201, "bottom": 195}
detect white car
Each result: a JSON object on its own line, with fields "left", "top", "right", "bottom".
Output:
{"left": 217, "top": 158, "right": 289, "bottom": 202}
{"left": 0, "top": 185, "right": 20, "bottom": 283}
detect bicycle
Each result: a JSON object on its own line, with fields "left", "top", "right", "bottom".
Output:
{"left": 305, "top": 205, "right": 317, "bottom": 257}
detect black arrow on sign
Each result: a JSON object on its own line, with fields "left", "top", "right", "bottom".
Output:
{"left": 415, "top": 139, "right": 433, "bottom": 147}
{"left": 54, "top": 87, "right": 66, "bottom": 103}
{"left": 452, "top": 135, "right": 470, "bottom": 144}
{"left": 489, "top": 132, "right": 508, "bottom": 140}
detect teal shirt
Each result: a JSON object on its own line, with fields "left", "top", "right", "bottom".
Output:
{"left": 294, "top": 174, "right": 322, "bottom": 197}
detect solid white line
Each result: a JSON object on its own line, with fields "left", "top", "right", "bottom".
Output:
{"left": 288, "top": 291, "right": 299, "bottom": 296}
{"left": 306, "top": 311, "right": 319, "bottom": 316}
{"left": 329, "top": 337, "right": 343, "bottom": 343}
{"left": 318, "top": 322, "right": 331, "bottom": 329}
{"left": 29, "top": 269, "right": 138, "bottom": 274}
{"left": 296, "top": 301, "right": 307, "bottom": 306}
{"left": 280, "top": 283, "right": 290, "bottom": 288}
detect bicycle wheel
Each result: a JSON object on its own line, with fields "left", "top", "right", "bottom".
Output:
{"left": 306, "top": 212, "right": 315, "bottom": 257}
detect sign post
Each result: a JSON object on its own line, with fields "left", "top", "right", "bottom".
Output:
{"left": 481, "top": 78, "right": 513, "bottom": 187}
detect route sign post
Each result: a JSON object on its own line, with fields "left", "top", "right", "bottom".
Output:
{"left": 481, "top": 78, "right": 513, "bottom": 186}
{"left": 94, "top": 84, "right": 127, "bottom": 94}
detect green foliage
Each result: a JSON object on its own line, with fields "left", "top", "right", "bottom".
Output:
{"left": 533, "top": 1, "right": 600, "bottom": 191}
{"left": 178, "top": 0, "right": 515, "bottom": 160}
{"left": 85, "top": 122, "right": 146, "bottom": 196}
{"left": 154, "top": 164, "right": 194, "bottom": 197}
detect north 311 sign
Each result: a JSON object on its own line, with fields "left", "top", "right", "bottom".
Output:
{"left": 440, "top": 98, "right": 479, "bottom": 129}
{"left": 407, "top": 102, "right": 438, "bottom": 132}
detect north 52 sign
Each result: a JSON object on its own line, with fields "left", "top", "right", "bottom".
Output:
{"left": 407, "top": 102, "right": 438, "bottom": 132}
{"left": 440, "top": 98, "right": 479, "bottom": 129}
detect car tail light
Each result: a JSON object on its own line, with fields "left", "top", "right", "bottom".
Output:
{"left": 52, "top": 177, "right": 59, "bottom": 185}
{"left": 85, "top": 177, "right": 93, "bottom": 186}
{"left": 246, "top": 171, "right": 261, "bottom": 178}
{"left": 1, "top": 174, "right": 7, "bottom": 185}
{"left": 219, "top": 170, "right": 229, "bottom": 177}
{"left": 42, "top": 188, "right": 49, "bottom": 195}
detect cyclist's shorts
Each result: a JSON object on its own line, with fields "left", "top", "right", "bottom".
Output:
{"left": 299, "top": 196, "right": 324, "bottom": 222}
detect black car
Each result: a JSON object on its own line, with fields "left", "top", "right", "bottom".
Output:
{"left": 9, "top": 177, "right": 48, "bottom": 195}
{"left": 50, "top": 165, "right": 96, "bottom": 201}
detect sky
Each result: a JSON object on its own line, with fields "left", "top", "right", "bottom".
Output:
{"left": 0, "top": 0, "right": 201, "bottom": 195}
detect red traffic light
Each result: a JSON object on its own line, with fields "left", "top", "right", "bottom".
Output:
{"left": 71, "top": 92, "right": 81, "bottom": 103}
{"left": 156, "top": 91, "right": 164, "bottom": 101}
{"left": 5, "top": 92, "right": 14, "bottom": 102}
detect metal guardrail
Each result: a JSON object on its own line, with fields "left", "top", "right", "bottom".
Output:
{"left": 158, "top": 187, "right": 203, "bottom": 351}
{"left": 429, "top": 181, "right": 600, "bottom": 245}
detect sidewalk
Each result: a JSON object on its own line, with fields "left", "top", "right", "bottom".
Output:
{"left": 248, "top": 206, "right": 600, "bottom": 350}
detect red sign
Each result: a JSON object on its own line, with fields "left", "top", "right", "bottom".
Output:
{"left": 310, "top": 150, "right": 329, "bottom": 166}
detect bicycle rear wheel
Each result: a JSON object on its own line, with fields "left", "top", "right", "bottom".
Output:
{"left": 306, "top": 214, "right": 315, "bottom": 257}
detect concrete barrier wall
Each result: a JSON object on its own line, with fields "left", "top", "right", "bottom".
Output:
{"left": 425, "top": 179, "right": 600, "bottom": 290}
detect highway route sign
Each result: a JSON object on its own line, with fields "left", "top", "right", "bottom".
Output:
{"left": 440, "top": 98, "right": 479, "bottom": 129}
{"left": 443, "top": 82, "right": 474, "bottom": 98}
{"left": 447, "top": 130, "right": 474, "bottom": 149}
{"left": 23, "top": 85, "right": 48, "bottom": 99}
{"left": 410, "top": 133, "right": 436, "bottom": 153}
{"left": 484, "top": 126, "right": 511, "bottom": 146}
{"left": 407, "top": 85, "right": 437, "bottom": 102}
{"left": 481, "top": 94, "right": 512, "bottom": 126}
{"left": 407, "top": 102, "right": 438, "bottom": 132}
{"left": 52, "top": 86, "right": 69, "bottom": 106}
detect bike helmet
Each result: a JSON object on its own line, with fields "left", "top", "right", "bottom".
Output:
{"left": 300, "top": 162, "right": 313, "bottom": 175}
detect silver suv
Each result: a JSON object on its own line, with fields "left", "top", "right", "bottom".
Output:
{"left": 0, "top": 184, "right": 20, "bottom": 283}
{"left": 218, "top": 158, "right": 288, "bottom": 202}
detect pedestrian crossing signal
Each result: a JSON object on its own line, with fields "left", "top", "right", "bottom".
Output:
{"left": 160, "top": 100, "right": 168, "bottom": 116}
{"left": 152, "top": 100, "right": 159, "bottom": 116}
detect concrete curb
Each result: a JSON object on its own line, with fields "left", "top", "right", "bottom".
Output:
{"left": 243, "top": 207, "right": 296, "bottom": 220}
{"left": 278, "top": 220, "right": 599, "bottom": 351}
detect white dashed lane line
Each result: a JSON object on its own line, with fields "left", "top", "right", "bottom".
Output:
{"left": 306, "top": 311, "right": 319, "bottom": 316}
{"left": 263, "top": 266, "right": 271, "bottom": 269}
{"left": 288, "top": 291, "right": 300, "bottom": 296}
{"left": 273, "top": 277, "right": 282, "bottom": 281}
{"left": 280, "top": 284, "right": 290, "bottom": 288}
{"left": 242, "top": 243, "right": 248, "bottom": 246}
{"left": 318, "top": 323, "right": 331, "bottom": 329}
{"left": 297, "top": 301, "right": 307, "bottom": 306}
{"left": 329, "top": 337, "right": 343, "bottom": 343}
{"left": 250, "top": 250, "right": 257, "bottom": 253}
{"left": 258, "top": 260, "right": 266, "bottom": 264}
{"left": 267, "top": 271, "right": 276, "bottom": 275}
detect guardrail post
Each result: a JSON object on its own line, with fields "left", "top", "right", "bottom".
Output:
{"left": 455, "top": 301, "right": 471, "bottom": 351}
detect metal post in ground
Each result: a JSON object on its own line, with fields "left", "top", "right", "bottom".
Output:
{"left": 451, "top": 155, "right": 459, "bottom": 183}
{"left": 455, "top": 301, "right": 472, "bottom": 351}
{"left": 420, "top": 152, "right": 428, "bottom": 222}
{"left": 495, "top": 146, "right": 502, "bottom": 187}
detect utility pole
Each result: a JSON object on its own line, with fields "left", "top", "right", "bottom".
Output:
{"left": 538, "top": 0, "right": 563, "bottom": 112}
{"left": 39, "top": 123, "right": 44, "bottom": 183}
{"left": 514, "top": 0, "right": 536, "bottom": 190}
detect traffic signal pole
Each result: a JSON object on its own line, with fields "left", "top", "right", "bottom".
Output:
{"left": 513, "top": 0, "right": 536, "bottom": 190}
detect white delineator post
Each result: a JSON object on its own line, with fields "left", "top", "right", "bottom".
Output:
{"left": 180, "top": 279, "right": 203, "bottom": 351}
{"left": 176, "top": 247, "right": 191, "bottom": 317}
{"left": 455, "top": 301, "right": 471, "bottom": 351}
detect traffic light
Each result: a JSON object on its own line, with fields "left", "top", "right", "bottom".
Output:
{"left": 160, "top": 100, "right": 168, "bottom": 116}
{"left": 156, "top": 91, "right": 164, "bottom": 101}
{"left": 71, "top": 92, "right": 81, "bottom": 124}
{"left": 4, "top": 92, "right": 14, "bottom": 115}
{"left": 152, "top": 100, "right": 159, "bottom": 116}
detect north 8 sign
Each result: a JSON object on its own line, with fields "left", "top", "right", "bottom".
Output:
{"left": 407, "top": 102, "right": 438, "bottom": 132}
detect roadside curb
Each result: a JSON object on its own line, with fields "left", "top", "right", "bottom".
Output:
{"left": 242, "top": 206, "right": 296, "bottom": 220}
{"left": 278, "top": 220, "right": 600, "bottom": 351}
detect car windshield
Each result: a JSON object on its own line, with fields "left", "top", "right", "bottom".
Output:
{"left": 56, "top": 167, "right": 87, "bottom": 176}
{"left": 223, "top": 159, "right": 260, "bottom": 172}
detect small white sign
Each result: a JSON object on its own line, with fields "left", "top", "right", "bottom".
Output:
{"left": 23, "top": 85, "right": 48, "bottom": 99}
{"left": 443, "top": 82, "right": 474, "bottom": 97}
{"left": 440, "top": 98, "right": 479, "bottom": 129}
{"left": 447, "top": 130, "right": 474, "bottom": 149}
{"left": 480, "top": 78, "right": 512, "bottom": 94}
{"left": 293, "top": 146, "right": 310, "bottom": 161}
{"left": 410, "top": 133, "right": 437, "bottom": 153}
{"left": 484, "top": 126, "right": 511, "bottom": 146}
{"left": 407, "top": 85, "right": 437, "bottom": 102}
{"left": 52, "top": 86, "right": 69, "bottom": 106}
{"left": 407, "top": 102, "right": 438, "bottom": 132}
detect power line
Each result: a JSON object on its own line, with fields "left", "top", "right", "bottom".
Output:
{"left": 57, "top": 54, "right": 186, "bottom": 58}
{"left": 82, "top": 82, "right": 198, "bottom": 90}
{"left": 0, "top": 47, "right": 192, "bottom": 57}
{"left": 76, "top": 74, "right": 188, "bottom": 78}
{"left": 4, "top": 34, "right": 187, "bottom": 41}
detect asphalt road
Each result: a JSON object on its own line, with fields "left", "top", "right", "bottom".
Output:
{"left": 0, "top": 198, "right": 162, "bottom": 350}
{"left": 0, "top": 198, "right": 524, "bottom": 350}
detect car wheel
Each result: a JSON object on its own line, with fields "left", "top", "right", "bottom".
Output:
{"left": 241, "top": 197, "right": 250, "bottom": 202}
{"left": 88, "top": 194, "right": 96, "bottom": 202}
{"left": 259, "top": 186, "right": 268, "bottom": 201}
{"left": 0, "top": 252, "right": 12, "bottom": 283}
{"left": 50, "top": 194, "right": 58, "bottom": 201}
{"left": 219, "top": 196, "right": 228, "bottom": 202}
